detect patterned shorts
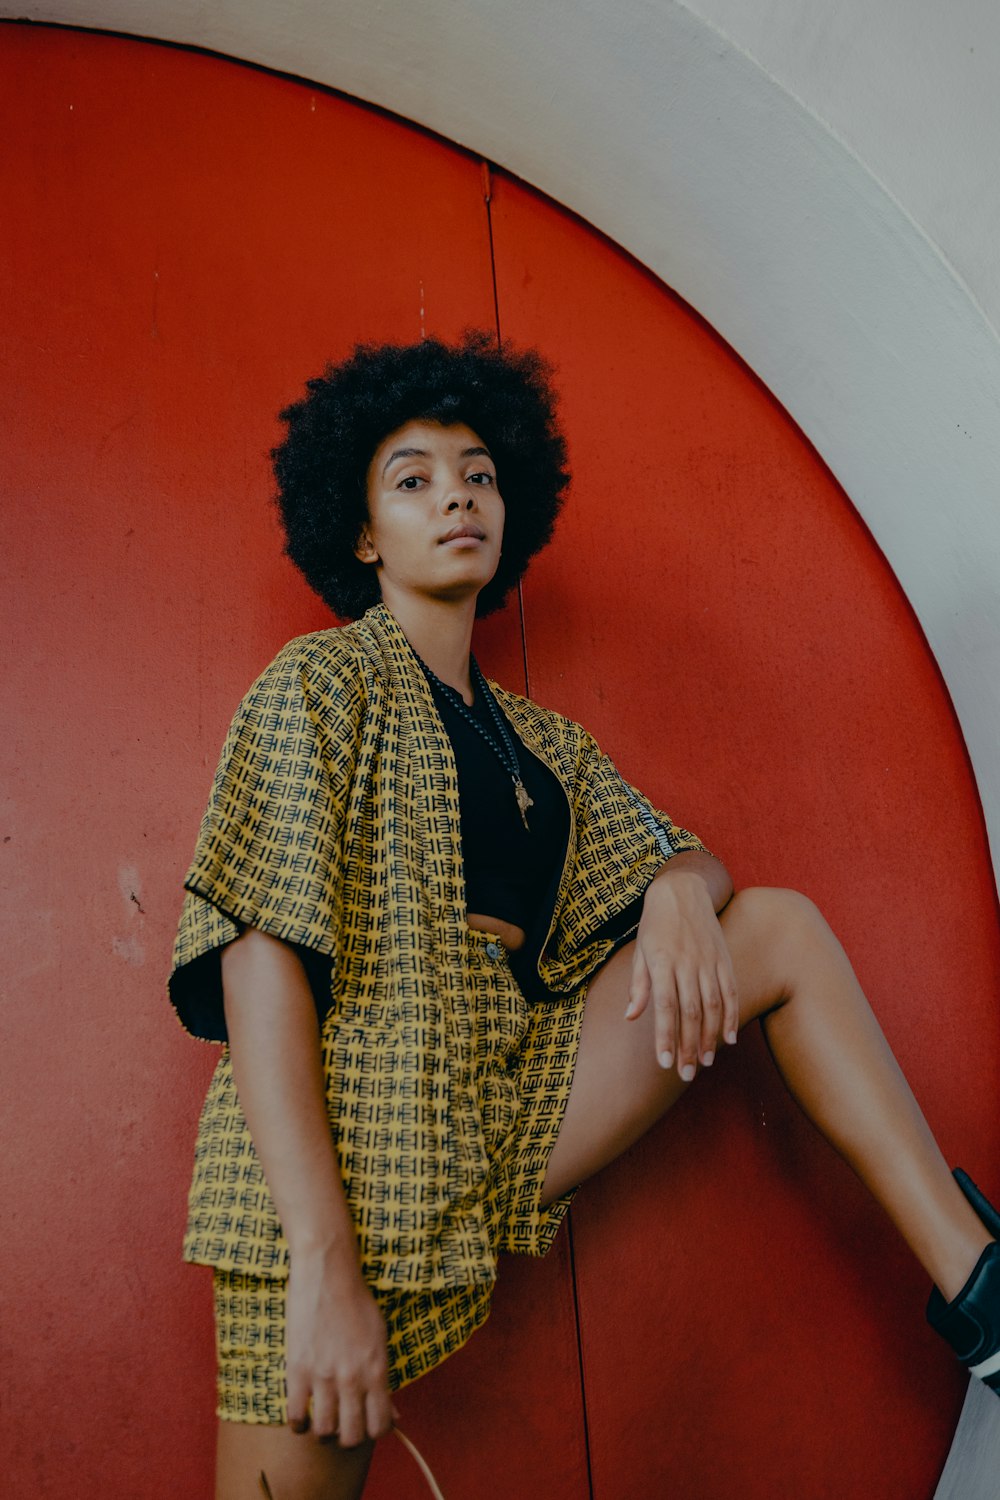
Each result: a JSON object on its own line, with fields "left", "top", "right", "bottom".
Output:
{"left": 213, "top": 928, "right": 588, "bottom": 1424}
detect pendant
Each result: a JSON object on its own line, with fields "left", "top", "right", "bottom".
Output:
{"left": 514, "top": 779, "right": 534, "bottom": 831}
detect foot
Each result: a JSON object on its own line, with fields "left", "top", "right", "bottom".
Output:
{"left": 927, "top": 1171, "right": 1000, "bottom": 1395}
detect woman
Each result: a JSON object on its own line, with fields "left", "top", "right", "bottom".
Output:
{"left": 169, "top": 332, "right": 1000, "bottom": 1499}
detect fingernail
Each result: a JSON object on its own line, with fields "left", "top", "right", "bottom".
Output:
{"left": 726, "top": 1030, "right": 738, "bottom": 1045}
{"left": 702, "top": 1050, "right": 715, "bottom": 1067}
{"left": 680, "top": 1063, "right": 696, "bottom": 1082}
{"left": 659, "top": 1050, "right": 673, "bottom": 1070}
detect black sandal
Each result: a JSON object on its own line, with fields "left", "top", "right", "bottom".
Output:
{"left": 926, "top": 1169, "right": 1000, "bottom": 1395}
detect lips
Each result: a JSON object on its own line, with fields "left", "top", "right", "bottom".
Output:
{"left": 439, "top": 523, "right": 486, "bottom": 543}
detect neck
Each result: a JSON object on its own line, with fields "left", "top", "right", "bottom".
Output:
{"left": 378, "top": 586, "right": 478, "bottom": 701}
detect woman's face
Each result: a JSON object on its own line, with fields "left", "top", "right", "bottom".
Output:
{"left": 358, "top": 420, "right": 505, "bottom": 609}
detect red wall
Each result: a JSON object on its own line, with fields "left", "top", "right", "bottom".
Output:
{"left": 3, "top": 26, "right": 998, "bottom": 1499}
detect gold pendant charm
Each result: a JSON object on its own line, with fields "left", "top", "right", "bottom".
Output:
{"left": 515, "top": 779, "right": 533, "bottom": 830}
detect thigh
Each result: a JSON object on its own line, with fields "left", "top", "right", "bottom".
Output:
{"left": 216, "top": 1419, "right": 373, "bottom": 1500}
{"left": 539, "top": 886, "right": 813, "bottom": 1204}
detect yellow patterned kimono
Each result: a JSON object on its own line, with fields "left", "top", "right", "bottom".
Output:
{"left": 169, "top": 603, "right": 705, "bottom": 1299}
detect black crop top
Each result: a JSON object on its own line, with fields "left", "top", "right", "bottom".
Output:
{"left": 427, "top": 674, "right": 571, "bottom": 938}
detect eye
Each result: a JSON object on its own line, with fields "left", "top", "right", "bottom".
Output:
{"left": 467, "top": 470, "right": 496, "bottom": 486}
{"left": 398, "top": 475, "right": 424, "bottom": 490}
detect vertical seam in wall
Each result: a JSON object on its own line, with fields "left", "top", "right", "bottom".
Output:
{"left": 481, "top": 159, "right": 503, "bottom": 351}
{"left": 567, "top": 1213, "right": 596, "bottom": 1499}
{"left": 483, "top": 164, "right": 591, "bottom": 1493}
{"left": 516, "top": 574, "right": 531, "bottom": 696}
{"left": 482, "top": 157, "right": 532, "bottom": 693}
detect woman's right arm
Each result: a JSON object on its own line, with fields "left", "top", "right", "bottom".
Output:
{"left": 221, "top": 925, "right": 395, "bottom": 1447}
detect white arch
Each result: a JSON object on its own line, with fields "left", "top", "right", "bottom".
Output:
{"left": 11, "top": 0, "right": 1000, "bottom": 881}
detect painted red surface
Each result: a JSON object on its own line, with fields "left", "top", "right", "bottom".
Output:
{"left": 492, "top": 177, "right": 1000, "bottom": 1496}
{"left": 2, "top": 24, "right": 997, "bottom": 1500}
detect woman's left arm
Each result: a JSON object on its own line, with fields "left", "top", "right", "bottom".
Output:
{"left": 624, "top": 851, "right": 738, "bottom": 1079}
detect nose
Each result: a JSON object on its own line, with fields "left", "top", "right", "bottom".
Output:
{"left": 444, "top": 481, "right": 475, "bottom": 512}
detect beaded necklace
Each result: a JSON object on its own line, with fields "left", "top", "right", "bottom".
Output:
{"left": 419, "top": 655, "right": 535, "bottom": 831}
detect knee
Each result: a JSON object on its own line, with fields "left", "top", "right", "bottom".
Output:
{"left": 727, "top": 885, "right": 831, "bottom": 953}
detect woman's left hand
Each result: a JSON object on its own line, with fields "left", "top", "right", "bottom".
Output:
{"left": 625, "top": 865, "right": 739, "bottom": 1079}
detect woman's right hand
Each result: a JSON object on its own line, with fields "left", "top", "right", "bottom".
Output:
{"left": 285, "top": 1251, "right": 396, "bottom": 1447}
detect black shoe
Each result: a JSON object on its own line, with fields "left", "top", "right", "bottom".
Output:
{"left": 926, "top": 1169, "right": 1000, "bottom": 1395}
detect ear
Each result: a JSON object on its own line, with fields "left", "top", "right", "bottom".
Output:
{"left": 354, "top": 527, "right": 379, "bottom": 565}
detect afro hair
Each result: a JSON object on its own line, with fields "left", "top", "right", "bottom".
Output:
{"left": 271, "top": 330, "right": 570, "bottom": 619}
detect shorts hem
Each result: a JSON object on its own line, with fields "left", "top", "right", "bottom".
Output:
{"left": 212, "top": 1269, "right": 495, "bottom": 1424}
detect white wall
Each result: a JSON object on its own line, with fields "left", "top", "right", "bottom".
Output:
{"left": 8, "top": 0, "right": 1000, "bottom": 881}
{"left": 682, "top": 0, "right": 1000, "bottom": 334}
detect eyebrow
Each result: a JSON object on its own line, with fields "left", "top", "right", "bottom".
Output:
{"left": 381, "top": 445, "right": 493, "bottom": 477}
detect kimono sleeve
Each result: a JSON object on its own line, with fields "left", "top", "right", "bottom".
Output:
{"left": 549, "top": 728, "right": 708, "bottom": 974}
{"left": 575, "top": 730, "right": 706, "bottom": 872}
{"left": 167, "top": 638, "right": 365, "bottom": 1041}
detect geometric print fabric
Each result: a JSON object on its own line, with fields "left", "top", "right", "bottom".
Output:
{"left": 213, "top": 927, "right": 587, "bottom": 1413}
{"left": 170, "top": 603, "right": 705, "bottom": 1298}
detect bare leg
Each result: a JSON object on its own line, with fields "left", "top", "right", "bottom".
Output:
{"left": 542, "top": 886, "right": 992, "bottom": 1299}
{"left": 216, "top": 1419, "right": 373, "bottom": 1500}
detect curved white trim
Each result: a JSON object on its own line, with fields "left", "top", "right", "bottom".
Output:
{"left": 10, "top": 1, "right": 1000, "bottom": 881}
